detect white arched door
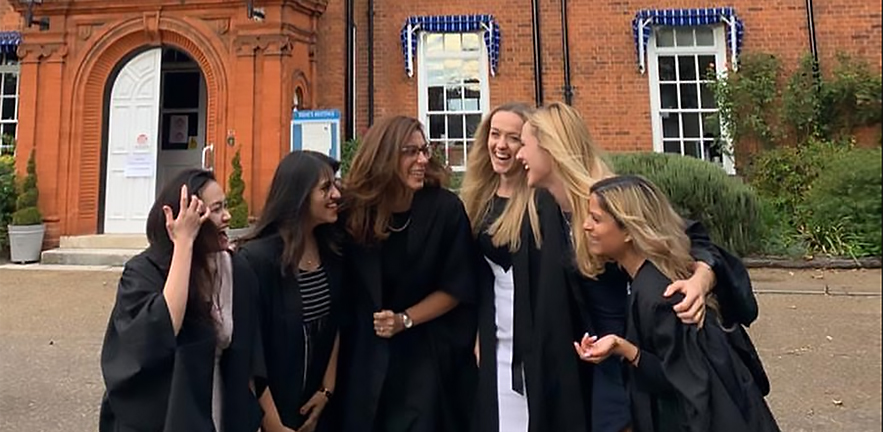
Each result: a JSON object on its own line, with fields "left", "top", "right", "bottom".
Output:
{"left": 104, "top": 48, "right": 162, "bottom": 234}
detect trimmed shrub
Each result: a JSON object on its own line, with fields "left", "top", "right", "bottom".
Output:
{"left": 227, "top": 149, "right": 248, "bottom": 229}
{"left": 802, "top": 148, "right": 882, "bottom": 257}
{"left": 11, "top": 149, "right": 42, "bottom": 226}
{"left": 0, "top": 155, "right": 17, "bottom": 251}
{"left": 610, "top": 153, "right": 764, "bottom": 257}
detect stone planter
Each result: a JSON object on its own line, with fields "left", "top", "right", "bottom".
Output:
{"left": 7, "top": 224, "right": 46, "bottom": 264}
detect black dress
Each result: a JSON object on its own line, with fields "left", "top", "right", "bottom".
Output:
{"left": 625, "top": 261, "right": 780, "bottom": 432}
{"left": 98, "top": 247, "right": 263, "bottom": 432}
{"left": 238, "top": 234, "right": 344, "bottom": 432}
{"left": 475, "top": 190, "right": 594, "bottom": 432}
{"left": 338, "top": 186, "right": 478, "bottom": 432}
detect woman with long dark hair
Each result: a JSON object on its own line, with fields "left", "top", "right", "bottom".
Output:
{"left": 337, "top": 116, "right": 477, "bottom": 432}
{"left": 237, "top": 151, "right": 343, "bottom": 432}
{"left": 99, "top": 169, "right": 263, "bottom": 432}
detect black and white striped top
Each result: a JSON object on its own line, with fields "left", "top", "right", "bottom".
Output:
{"left": 298, "top": 266, "right": 332, "bottom": 323}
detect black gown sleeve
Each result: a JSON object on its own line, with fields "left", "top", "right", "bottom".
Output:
{"left": 436, "top": 196, "right": 478, "bottom": 305}
{"left": 642, "top": 294, "right": 714, "bottom": 432}
{"left": 684, "top": 219, "right": 758, "bottom": 326}
{"left": 100, "top": 256, "right": 177, "bottom": 426}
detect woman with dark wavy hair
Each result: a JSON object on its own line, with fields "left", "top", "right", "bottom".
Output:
{"left": 99, "top": 169, "right": 263, "bottom": 432}
{"left": 336, "top": 116, "right": 478, "bottom": 432}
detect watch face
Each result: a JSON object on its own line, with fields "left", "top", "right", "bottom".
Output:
{"left": 403, "top": 314, "right": 413, "bottom": 328}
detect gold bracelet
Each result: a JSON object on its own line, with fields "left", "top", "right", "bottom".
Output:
{"left": 319, "top": 387, "right": 333, "bottom": 400}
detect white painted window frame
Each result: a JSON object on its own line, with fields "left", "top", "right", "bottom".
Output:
{"left": 0, "top": 53, "right": 20, "bottom": 155}
{"left": 647, "top": 25, "right": 735, "bottom": 174}
{"left": 417, "top": 32, "right": 491, "bottom": 172}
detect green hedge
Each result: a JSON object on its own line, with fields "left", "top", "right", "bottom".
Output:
{"left": 0, "top": 155, "right": 16, "bottom": 252}
{"left": 803, "top": 148, "right": 882, "bottom": 257}
{"left": 610, "top": 153, "right": 764, "bottom": 257}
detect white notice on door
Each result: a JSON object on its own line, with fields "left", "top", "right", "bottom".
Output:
{"left": 125, "top": 154, "right": 155, "bottom": 178}
{"left": 301, "top": 123, "right": 333, "bottom": 155}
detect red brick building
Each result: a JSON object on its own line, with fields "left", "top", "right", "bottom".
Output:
{"left": 0, "top": 0, "right": 880, "bottom": 246}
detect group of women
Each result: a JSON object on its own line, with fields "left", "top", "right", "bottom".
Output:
{"left": 98, "top": 100, "right": 780, "bottom": 432}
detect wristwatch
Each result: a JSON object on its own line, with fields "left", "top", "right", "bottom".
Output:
{"left": 400, "top": 312, "right": 414, "bottom": 329}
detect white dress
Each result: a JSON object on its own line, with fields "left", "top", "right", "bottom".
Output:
{"left": 488, "top": 257, "right": 530, "bottom": 432}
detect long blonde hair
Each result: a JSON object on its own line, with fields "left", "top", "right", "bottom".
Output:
{"left": 587, "top": 175, "right": 693, "bottom": 282}
{"left": 461, "top": 103, "right": 541, "bottom": 251}
{"left": 526, "top": 102, "right": 614, "bottom": 276}
{"left": 342, "top": 116, "right": 449, "bottom": 245}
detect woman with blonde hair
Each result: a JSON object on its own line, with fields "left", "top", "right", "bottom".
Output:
{"left": 337, "top": 116, "right": 478, "bottom": 432}
{"left": 575, "top": 175, "right": 779, "bottom": 432}
{"left": 464, "top": 102, "right": 589, "bottom": 432}
{"left": 516, "top": 102, "right": 752, "bottom": 432}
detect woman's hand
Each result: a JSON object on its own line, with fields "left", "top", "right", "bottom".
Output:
{"left": 162, "top": 184, "right": 209, "bottom": 246}
{"left": 573, "top": 333, "right": 619, "bottom": 364}
{"left": 295, "top": 391, "right": 330, "bottom": 432}
{"left": 664, "top": 261, "right": 714, "bottom": 327}
{"left": 373, "top": 310, "right": 404, "bottom": 338}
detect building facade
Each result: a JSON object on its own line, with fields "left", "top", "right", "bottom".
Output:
{"left": 1, "top": 0, "right": 880, "bottom": 246}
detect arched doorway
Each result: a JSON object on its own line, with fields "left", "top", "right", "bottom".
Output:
{"left": 102, "top": 47, "right": 207, "bottom": 234}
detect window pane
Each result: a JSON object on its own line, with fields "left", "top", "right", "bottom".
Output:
{"left": 446, "top": 87, "right": 463, "bottom": 111}
{"left": 658, "top": 56, "right": 676, "bottom": 81}
{"left": 682, "top": 113, "right": 701, "bottom": 138}
{"left": 463, "top": 33, "right": 481, "bottom": 52}
{"left": 1, "top": 98, "right": 15, "bottom": 120}
{"left": 2, "top": 73, "right": 16, "bottom": 96}
{"left": 684, "top": 141, "right": 701, "bottom": 158}
{"left": 677, "top": 56, "right": 697, "bottom": 81}
{"left": 680, "top": 84, "right": 699, "bottom": 109}
{"left": 662, "top": 113, "right": 680, "bottom": 138}
{"left": 675, "top": 28, "right": 694, "bottom": 47}
{"left": 444, "top": 34, "right": 461, "bottom": 52}
{"left": 466, "top": 114, "right": 482, "bottom": 138}
{"left": 429, "top": 86, "right": 445, "bottom": 112}
{"left": 663, "top": 140, "right": 682, "bottom": 154}
{"left": 463, "top": 59, "right": 480, "bottom": 81}
{"left": 705, "top": 139, "right": 722, "bottom": 162}
{"left": 700, "top": 84, "right": 716, "bottom": 108}
{"left": 698, "top": 55, "right": 716, "bottom": 79}
{"left": 660, "top": 84, "right": 678, "bottom": 109}
{"left": 695, "top": 27, "right": 715, "bottom": 46}
{"left": 447, "top": 115, "right": 464, "bottom": 139}
{"left": 702, "top": 113, "right": 719, "bottom": 138}
{"left": 163, "top": 72, "right": 200, "bottom": 109}
{"left": 463, "top": 84, "right": 481, "bottom": 111}
{"left": 656, "top": 28, "right": 675, "bottom": 47}
{"left": 426, "top": 60, "right": 446, "bottom": 85}
{"left": 448, "top": 141, "right": 466, "bottom": 167}
{"left": 443, "top": 59, "right": 464, "bottom": 84}
{"left": 429, "top": 115, "right": 445, "bottom": 139}
{"left": 426, "top": 34, "right": 443, "bottom": 54}
{"left": 2, "top": 123, "right": 15, "bottom": 139}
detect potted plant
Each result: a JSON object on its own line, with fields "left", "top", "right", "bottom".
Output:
{"left": 8, "top": 149, "right": 45, "bottom": 263}
{"left": 226, "top": 149, "right": 250, "bottom": 240}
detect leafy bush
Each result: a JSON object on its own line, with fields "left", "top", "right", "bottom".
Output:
{"left": 340, "top": 138, "right": 359, "bottom": 176}
{"left": 11, "top": 149, "right": 42, "bottom": 226}
{"left": 802, "top": 148, "right": 882, "bottom": 257}
{"left": 610, "top": 153, "right": 764, "bottom": 257}
{"left": 0, "top": 155, "right": 17, "bottom": 251}
{"left": 227, "top": 149, "right": 248, "bottom": 229}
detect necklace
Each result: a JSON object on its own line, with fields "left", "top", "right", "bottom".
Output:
{"left": 561, "top": 209, "right": 574, "bottom": 246}
{"left": 388, "top": 216, "right": 412, "bottom": 233}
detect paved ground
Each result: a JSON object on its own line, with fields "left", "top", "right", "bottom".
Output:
{"left": 0, "top": 266, "right": 880, "bottom": 431}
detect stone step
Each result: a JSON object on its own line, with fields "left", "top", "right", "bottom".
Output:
{"left": 59, "top": 234, "right": 148, "bottom": 250}
{"left": 40, "top": 248, "right": 141, "bottom": 267}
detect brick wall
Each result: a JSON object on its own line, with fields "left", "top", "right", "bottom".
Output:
{"left": 0, "top": 0, "right": 21, "bottom": 31}
{"left": 316, "top": 0, "right": 881, "bottom": 153}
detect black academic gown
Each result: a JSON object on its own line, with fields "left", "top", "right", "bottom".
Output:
{"left": 98, "top": 247, "right": 263, "bottom": 432}
{"left": 238, "top": 234, "right": 344, "bottom": 431}
{"left": 337, "top": 186, "right": 478, "bottom": 432}
{"left": 474, "top": 190, "right": 594, "bottom": 432}
{"left": 625, "top": 261, "right": 780, "bottom": 432}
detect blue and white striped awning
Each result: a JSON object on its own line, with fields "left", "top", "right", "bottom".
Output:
{"left": 0, "top": 31, "right": 21, "bottom": 55}
{"left": 632, "top": 8, "right": 744, "bottom": 73}
{"left": 400, "top": 14, "right": 501, "bottom": 78}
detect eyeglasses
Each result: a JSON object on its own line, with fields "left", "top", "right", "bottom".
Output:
{"left": 400, "top": 144, "right": 434, "bottom": 159}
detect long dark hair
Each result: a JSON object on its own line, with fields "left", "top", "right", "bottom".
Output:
{"left": 342, "top": 116, "right": 449, "bottom": 244}
{"left": 237, "top": 150, "right": 341, "bottom": 274}
{"left": 145, "top": 169, "right": 222, "bottom": 327}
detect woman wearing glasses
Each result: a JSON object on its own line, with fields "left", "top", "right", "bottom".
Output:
{"left": 237, "top": 151, "right": 344, "bottom": 432}
{"left": 99, "top": 169, "right": 263, "bottom": 432}
{"left": 336, "top": 116, "right": 478, "bottom": 432}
